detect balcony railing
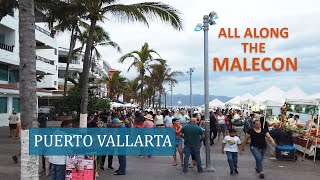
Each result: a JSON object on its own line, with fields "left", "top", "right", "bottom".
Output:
{"left": 0, "top": 42, "right": 14, "bottom": 52}
{"left": 36, "top": 55, "right": 54, "bottom": 65}
{"left": 35, "top": 25, "right": 53, "bottom": 38}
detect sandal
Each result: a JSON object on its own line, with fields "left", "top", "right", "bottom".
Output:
{"left": 172, "top": 163, "right": 177, "bottom": 166}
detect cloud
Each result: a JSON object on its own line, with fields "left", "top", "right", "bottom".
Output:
{"left": 55, "top": 0, "right": 320, "bottom": 97}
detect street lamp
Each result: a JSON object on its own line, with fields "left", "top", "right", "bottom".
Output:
{"left": 195, "top": 11, "right": 218, "bottom": 172}
{"left": 187, "top": 68, "right": 195, "bottom": 116}
{"left": 178, "top": 101, "right": 181, "bottom": 109}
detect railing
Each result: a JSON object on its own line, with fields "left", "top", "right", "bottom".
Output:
{"left": 36, "top": 55, "right": 54, "bottom": 65}
{"left": 0, "top": 42, "right": 14, "bottom": 52}
{"left": 35, "top": 25, "right": 53, "bottom": 37}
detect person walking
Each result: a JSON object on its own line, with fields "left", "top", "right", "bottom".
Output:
{"left": 210, "top": 111, "right": 218, "bottom": 145}
{"left": 113, "top": 117, "right": 126, "bottom": 175}
{"left": 171, "top": 118, "right": 183, "bottom": 166}
{"left": 154, "top": 110, "right": 164, "bottom": 127}
{"left": 49, "top": 120, "right": 73, "bottom": 180}
{"left": 181, "top": 118, "right": 204, "bottom": 173}
{"left": 241, "top": 120, "right": 276, "bottom": 179}
{"left": 38, "top": 113, "right": 48, "bottom": 172}
{"left": 217, "top": 111, "right": 227, "bottom": 141}
{"left": 8, "top": 111, "right": 19, "bottom": 137}
{"left": 222, "top": 129, "right": 242, "bottom": 175}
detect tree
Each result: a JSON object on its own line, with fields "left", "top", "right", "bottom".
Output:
{"left": 119, "top": 42, "right": 165, "bottom": 108}
{"left": 147, "top": 61, "right": 183, "bottom": 108}
{"left": 0, "top": 0, "right": 18, "bottom": 21}
{"left": 105, "top": 71, "right": 127, "bottom": 100}
{"left": 19, "top": 0, "right": 39, "bottom": 179}
{"left": 79, "top": 25, "right": 121, "bottom": 74}
{"left": 36, "top": 0, "right": 88, "bottom": 97}
{"left": 76, "top": 0, "right": 183, "bottom": 127}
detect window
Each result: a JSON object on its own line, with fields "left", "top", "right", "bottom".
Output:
{"left": 0, "top": 65, "right": 8, "bottom": 81}
{"left": 9, "top": 69, "right": 19, "bottom": 83}
{"left": 0, "top": 97, "right": 8, "bottom": 113}
{"left": 12, "top": 97, "right": 20, "bottom": 112}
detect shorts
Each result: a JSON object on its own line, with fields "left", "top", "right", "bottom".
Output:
{"left": 9, "top": 124, "right": 17, "bottom": 130}
{"left": 176, "top": 138, "right": 183, "bottom": 147}
{"left": 218, "top": 124, "right": 227, "bottom": 131}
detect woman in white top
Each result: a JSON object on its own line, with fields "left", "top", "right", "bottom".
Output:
{"left": 155, "top": 111, "right": 164, "bottom": 127}
{"left": 217, "top": 111, "right": 227, "bottom": 141}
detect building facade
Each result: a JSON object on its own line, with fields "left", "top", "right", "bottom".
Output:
{"left": 0, "top": 10, "right": 56, "bottom": 126}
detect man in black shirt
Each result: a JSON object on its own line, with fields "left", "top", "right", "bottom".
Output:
{"left": 209, "top": 111, "right": 217, "bottom": 145}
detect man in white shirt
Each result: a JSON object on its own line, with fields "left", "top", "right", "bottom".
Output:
{"left": 164, "top": 111, "right": 174, "bottom": 127}
{"left": 48, "top": 120, "right": 72, "bottom": 180}
{"left": 8, "top": 111, "right": 19, "bottom": 137}
{"left": 178, "top": 110, "right": 190, "bottom": 126}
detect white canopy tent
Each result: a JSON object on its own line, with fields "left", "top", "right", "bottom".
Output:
{"left": 240, "top": 93, "right": 254, "bottom": 103}
{"left": 124, "top": 103, "right": 139, "bottom": 108}
{"left": 226, "top": 96, "right": 241, "bottom": 105}
{"left": 205, "top": 98, "right": 225, "bottom": 108}
{"left": 111, "top": 102, "right": 125, "bottom": 108}
{"left": 263, "top": 87, "right": 307, "bottom": 107}
{"left": 253, "top": 86, "right": 285, "bottom": 105}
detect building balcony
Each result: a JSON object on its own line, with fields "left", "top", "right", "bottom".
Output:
{"left": 36, "top": 55, "right": 56, "bottom": 75}
{"left": 58, "top": 62, "right": 83, "bottom": 71}
{"left": 0, "top": 42, "right": 14, "bottom": 52}
{"left": 35, "top": 25, "right": 56, "bottom": 49}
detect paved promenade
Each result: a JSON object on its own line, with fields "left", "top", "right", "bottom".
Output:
{"left": 0, "top": 121, "right": 319, "bottom": 180}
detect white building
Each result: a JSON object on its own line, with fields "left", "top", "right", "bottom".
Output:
{"left": 0, "top": 10, "right": 56, "bottom": 126}
{"left": 55, "top": 47, "right": 110, "bottom": 98}
{"left": 57, "top": 47, "right": 84, "bottom": 92}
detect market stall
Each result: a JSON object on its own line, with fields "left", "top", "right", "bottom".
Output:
{"left": 286, "top": 95, "right": 320, "bottom": 161}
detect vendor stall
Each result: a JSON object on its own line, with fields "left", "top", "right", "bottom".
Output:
{"left": 286, "top": 95, "right": 320, "bottom": 161}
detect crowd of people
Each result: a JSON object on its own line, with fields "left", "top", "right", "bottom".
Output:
{"left": 10, "top": 107, "right": 299, "bottom": 180}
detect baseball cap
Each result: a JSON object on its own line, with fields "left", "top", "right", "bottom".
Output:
{"left": 112, "top": 118, "right": 123, "bottom": 123}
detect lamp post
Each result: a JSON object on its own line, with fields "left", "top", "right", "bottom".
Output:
{"left": 178, "top": 101, "right": 181, "bottom": 109}
{"left": 195, "top": 11, "right": 218, "bottom": 172}
{"left": 187, "top": 68, "right": 195, "bottom": 116}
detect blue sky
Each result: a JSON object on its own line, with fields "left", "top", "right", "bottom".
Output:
{"left": 56, "top": 0, "right": 320, "bottom": 97}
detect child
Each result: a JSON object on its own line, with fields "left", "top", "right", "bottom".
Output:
{"left": 221, "top": 129, "right": 242, "bottom": 175}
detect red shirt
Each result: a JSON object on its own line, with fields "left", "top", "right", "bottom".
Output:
{"left": 172, "top": 124, "right": 182, "bottom": 137}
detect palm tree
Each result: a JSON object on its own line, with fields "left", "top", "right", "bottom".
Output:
{"left": 36, "top": 0, "right": 87, "bottom": 97}
{"left": 75, "top": 0, "right": 183, "bottom": 127}
{"left": 19, "top": 0, "right": 39, "bottom": 178}
{"left": 106, "top": 71, "right": 127, "bottom": 100}
{"left": 148, "top": 61, "right": 183, "bottom": 108}
{"left": 0, "top": 0, "right": 18, "bottom": 20}
{"left": 79, "top": 25, "right": 121, "bottom": 74}
{"left": 123, "top": 78, "right": 141, "bottom": 103}
{"left": 119, "top": 43, "right": 165, "bottom": 108}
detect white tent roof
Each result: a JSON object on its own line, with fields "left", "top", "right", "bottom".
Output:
{"left": 124, "top": 103, "right": 139, "bottom": 108}
{"left": 208, "top": 98, "right": 225, "bottom": 108}
{"left": 285, "top": 86, "right": 306, "bottom": 99}
{"left": 263, "top": 87, "right": 307, "bottom": 107}
{"left": 253, "top": 86, "right": 285, "bottom": 104}
{"left": 111, "top": 102, "right": 125, "bottom": 108}
{"left": 286, "top": 92, "right": 320, "bottom": 105}
{"left": 240, "top": 93, "right": 254, "bottom": 102}
{"left": 226, "top": 96, "right": 241, "bottom": 105}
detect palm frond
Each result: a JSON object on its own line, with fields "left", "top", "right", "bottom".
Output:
{"left": 103, "top": 4, "right": 149, "bottom": 26}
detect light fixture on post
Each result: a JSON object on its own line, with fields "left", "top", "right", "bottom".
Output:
{"left": 195, "top": 11, "right": 218, "bottom": 172}
{"left": 187, "top": 68, "right": 195, "bottom": 116}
